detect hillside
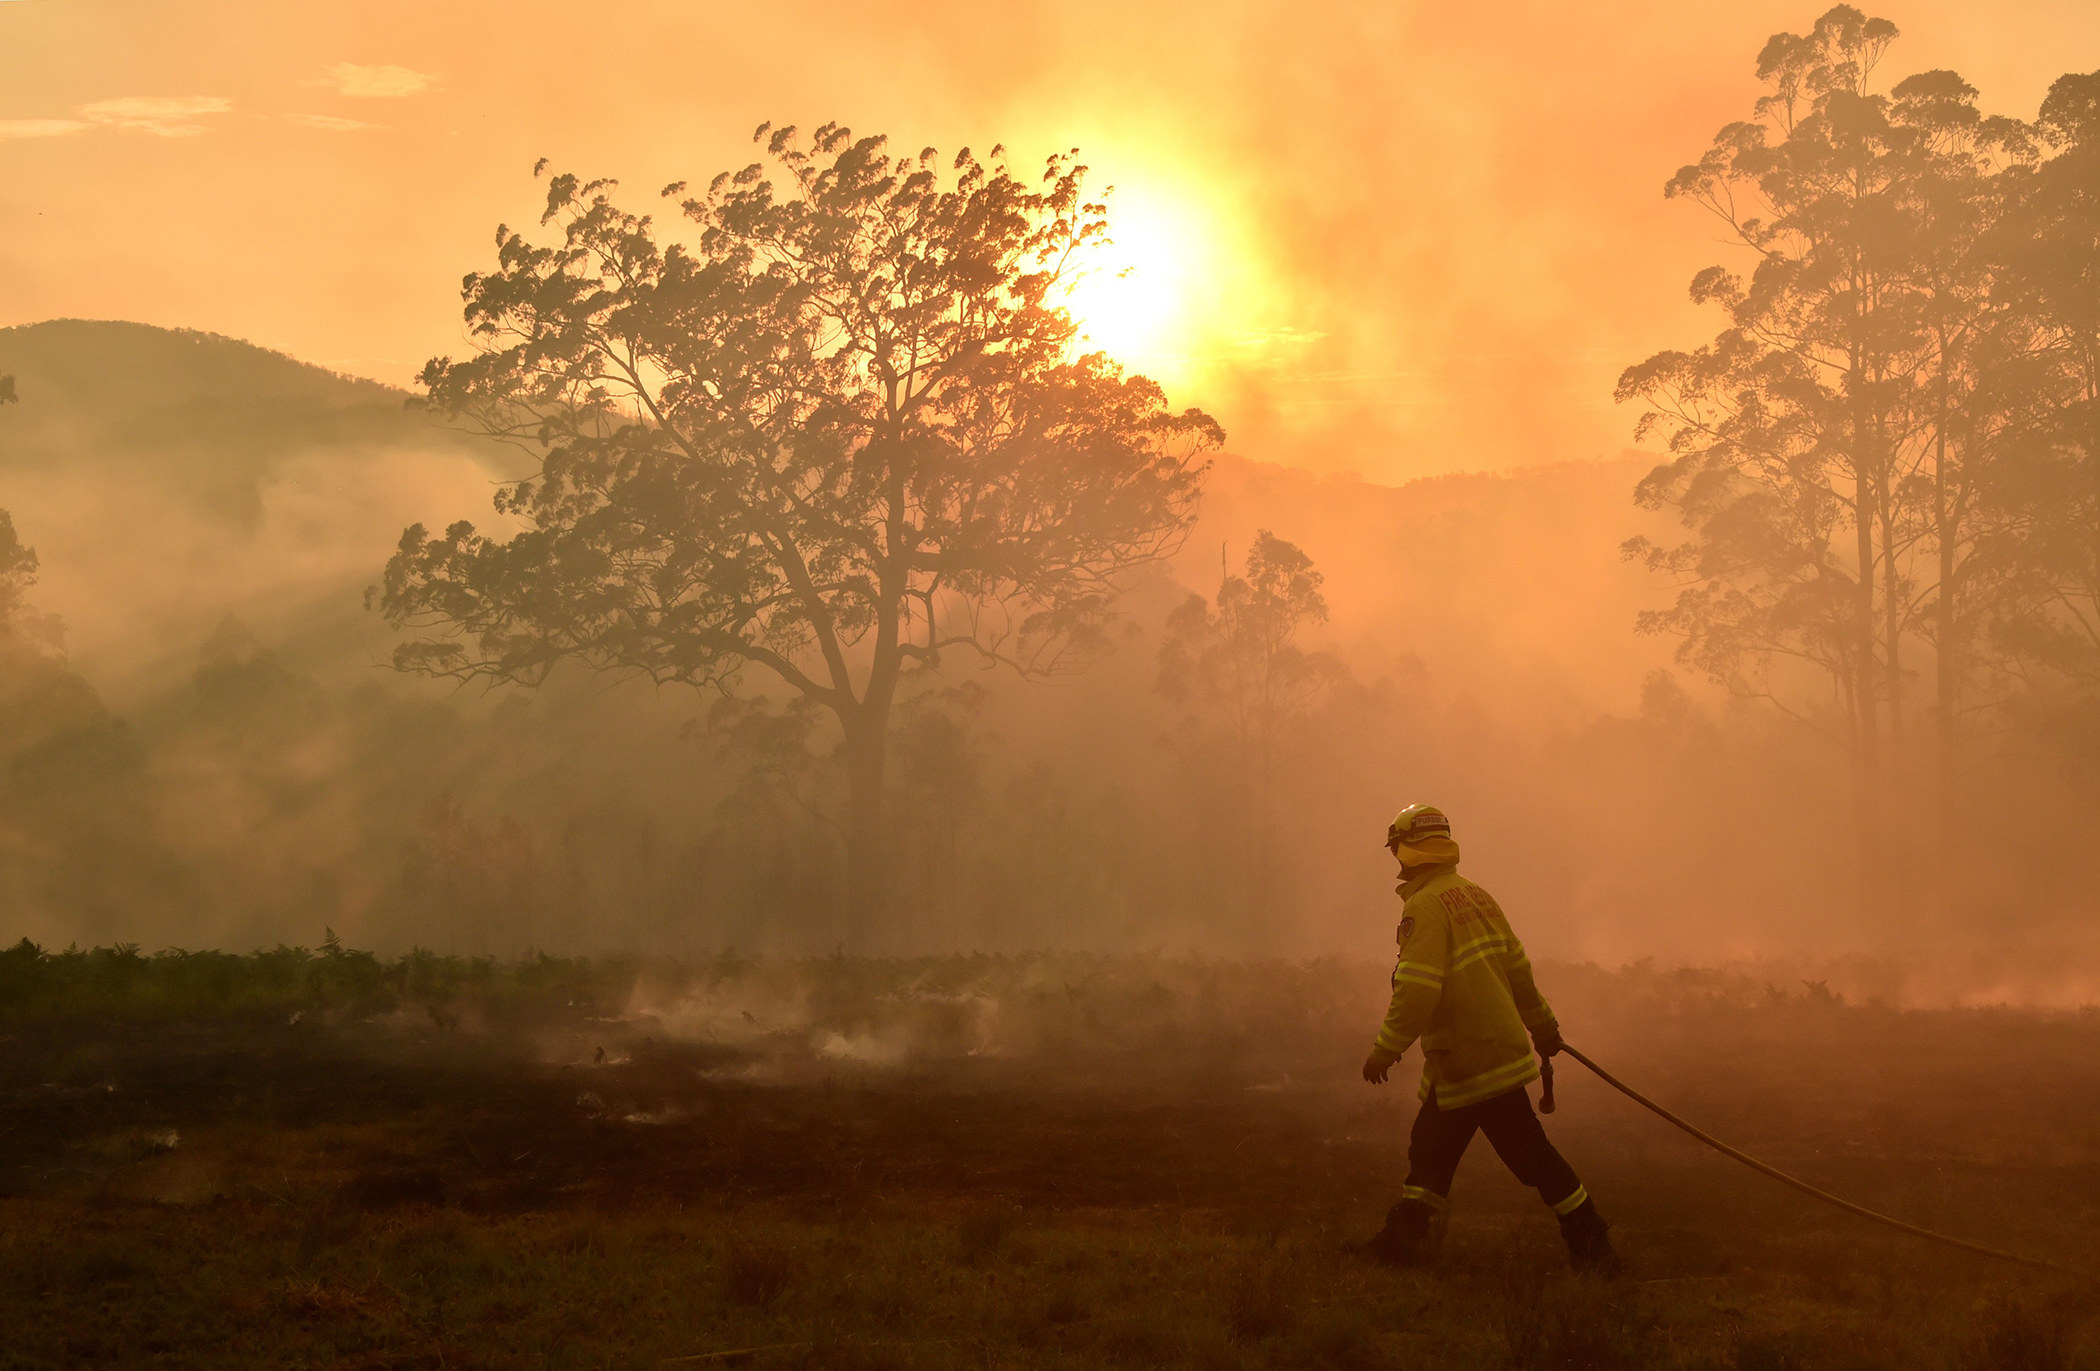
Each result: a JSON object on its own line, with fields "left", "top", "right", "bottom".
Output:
{"left": 0, "top": 320, "right": 512, "bottom": 700}
{"left": 0, "top": 320, "right": 472, "bottom": 522}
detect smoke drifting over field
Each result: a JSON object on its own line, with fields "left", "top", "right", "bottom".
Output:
{"left": 0, "top": 313, "right": 2093, "bottom": 995}
{"left": 2, "top": 7, "right": 2100, "bottom": 1006}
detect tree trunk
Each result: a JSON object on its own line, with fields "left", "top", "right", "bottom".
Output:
{"left": 1250, "top": 724, "right": 1275, "bottom": 951}
{"left": 841, "top": 712, "right": 891, "bottom": 937}
{"left": 1854, "top": 452, "right": 1884, "bottom": 925}
{"left": 1932, "top": 368, "right": 1959, "bottom": 928}
{"left": 838, "top": 619, "right": 905, "bottom": 938}
{"left": 1848, "top": 248, "right": 1885, "bottom": 926}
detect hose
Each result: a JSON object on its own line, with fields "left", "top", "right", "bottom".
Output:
{"left": 1559, "top": 1043, "right": 2093, "bottom": 1280}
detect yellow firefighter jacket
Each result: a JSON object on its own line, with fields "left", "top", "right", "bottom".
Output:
{"left": 1373, "top": 864, "right": 1558, "bottom": 1108}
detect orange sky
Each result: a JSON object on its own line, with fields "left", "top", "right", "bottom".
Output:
{"left": 2, "top": 0, "right": 2096, "bottom": 481}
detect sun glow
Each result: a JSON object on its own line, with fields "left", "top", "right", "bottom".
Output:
{"left": 1059, "top": 187, "right": 1217, "bottom": 377}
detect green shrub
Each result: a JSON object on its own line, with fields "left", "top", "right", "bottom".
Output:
{"left": 0, "top": 936, "right": 622, "bottom": 1025}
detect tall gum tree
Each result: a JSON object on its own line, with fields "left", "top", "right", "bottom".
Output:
{"left": 1157, "top": 531, "right": 1347, "bottom": 940}
{"left": 1884, "top": 70, "right": 2026, "bottom": 849}
{"left": 1992, "top": 75, "right": 2100, "bottom": 695}
{"left": 375, "top": 125, "right": 1220, "bottom": 929}
{"left": 1617, "top": 6, "right": 1943, "bottom": 915}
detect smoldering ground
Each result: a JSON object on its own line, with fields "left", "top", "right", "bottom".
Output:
{"left": 4, "top": 945, "right": 2098, "bottom": 1368}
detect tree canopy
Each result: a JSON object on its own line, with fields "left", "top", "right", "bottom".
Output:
{"left": 1619, "top": 4, "right": 2100, "bottom": 914}
{"left": 1158, "top": 531, "right": 1348, "bottom": 936}
{"left": 377, "top": 124, "right": 1220, "bottom": 925}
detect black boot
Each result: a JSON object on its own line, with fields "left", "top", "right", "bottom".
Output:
{"left": 1557, "top": 1198, "right": 1622, "bottom": 1275}
{"left": 1366, "top": 1198, "right": 1443, "bottom": 1267}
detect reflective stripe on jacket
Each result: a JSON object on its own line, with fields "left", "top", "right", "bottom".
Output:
{"left": 1373, "top": 865, "right": 1557, "bottom": 1108}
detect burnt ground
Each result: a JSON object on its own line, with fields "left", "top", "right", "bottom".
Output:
{"left": 3, "top": 971, "right": 2100, "bottom": 1369}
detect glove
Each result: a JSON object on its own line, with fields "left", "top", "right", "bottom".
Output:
{"left": 1530, "top": 1022, "right": 1565, "bottom": 1058}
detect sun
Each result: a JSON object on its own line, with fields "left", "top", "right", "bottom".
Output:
{"left": 1059, "top": 189, "right": 1213, "bottom": 372}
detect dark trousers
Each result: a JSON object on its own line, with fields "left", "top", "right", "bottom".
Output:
{"left": 1401, "top": 1085, "right": 1586, "bottom": 1214}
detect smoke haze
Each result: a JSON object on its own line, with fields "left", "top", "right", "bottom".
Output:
{"left": 0, "top": 317, "right": 2088, "bottom": 996}
{"left": 1, "top": 8, "right": 2098, "bottom": 1005}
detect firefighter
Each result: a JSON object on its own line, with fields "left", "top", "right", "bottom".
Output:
{"left": 1360, "top": 804, "right": 1619, "bottom": 1273}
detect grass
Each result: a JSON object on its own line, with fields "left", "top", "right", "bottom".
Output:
{"left": 5, "top": 1200, "right": 2091, "bottom": 1369}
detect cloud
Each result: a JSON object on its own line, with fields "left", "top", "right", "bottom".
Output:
{"left": 325, "top": 63, "right": 434, "bottom": 99}
{"left": 284, "top": 113, "right": 383, "bottom": 132}
{"left": 0, "top": 98, "right": 233, "bottom": 141}
{"left": 0, "top": 118, "right": 91, "bottom": 141}
{"left": 76, "top": 96, "right": 233, "bottom": 137}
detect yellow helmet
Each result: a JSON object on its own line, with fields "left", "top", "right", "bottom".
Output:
{"left": 1385, "top": 803, "right": 1461, "bottom": 866}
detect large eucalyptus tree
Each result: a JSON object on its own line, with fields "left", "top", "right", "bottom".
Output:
{"left": 376, "top": 125, "right": 1219, "bottom": 925}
